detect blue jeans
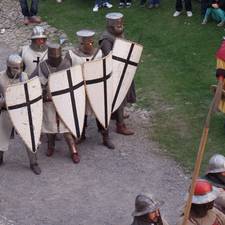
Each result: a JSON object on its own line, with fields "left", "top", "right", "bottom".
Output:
{"left": 148, "top": 0, "right": 159, "bottom": 5}
{"left": 19, "top": 0, "right": 39, "bottom": 17}
{"left": 204, "top": 8, "right": 225, "bottom": 22}
{"left": 95, "top": 0, "right": 110, "bottom": 6}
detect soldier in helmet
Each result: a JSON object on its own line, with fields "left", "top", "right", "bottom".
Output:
{"left": 177, "top": 179, "right": 225, "bottom": 225}
{"left": 20, "top": 26, "right": 47, "bottom": 77}
{"left": 99, "top": 12, "right": 135, "bottom": 136}
{"left": 131, "top": 193, "right": 170, "bottom": 225}
{"left": 203, "top": 154, "right": 225, "bottom": 213}
{"left": 32, "top": 43, "right": 80, "bottom": 163}
{"left": 65, "top": 29, "right": 115, "bottom": 149}
{"left": 0, "top": 54, "right": 41, "bottom": 175}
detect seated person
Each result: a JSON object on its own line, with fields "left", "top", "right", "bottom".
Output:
{"left": 202, "top": 0, "right": 225, "bottom": 26}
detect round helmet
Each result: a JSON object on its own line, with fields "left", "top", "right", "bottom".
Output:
{"left": 7, "top": 54, "right": 23, "bottom": 68}
{"left": 31, "top": 26, "right": 47, "bottom": 39}
{"left": 132, "top": 194, "right": 164, "bottom": 217}
{"left": 192, "top": 179, "right": 219, "bottom": 204}
{"left": 6, "top": 54, "right": 24, "bottom": 78}
{"left": 206, "top": 154, "right": 225, "bottom": 174}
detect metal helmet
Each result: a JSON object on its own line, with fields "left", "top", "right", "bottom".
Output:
{"left": 6, "top": 54, "right": 24, "bottom": 78}
{"left": 206, "top": 154, "right": 225, "bottom": 174}
{"left": 76, "top": 29, "right": 95, "bottom": 55}
{"left": 47, "top": 43, "right": 62, "bottom": 67}
{"left": 132, "top": 194, "right": 164, "bottom": 217}
{"left": 192, "top": 179, "right": 219, "bottom": 204}
{"left": 106, "top": 12, "right": 124, "bottom": 36}
{"left": 105, "top": 12, "right": 123, "bottom": 26}
{"left": 47, "top": 43, "right": 61, "bottom": 58}
{"left": 76, "top": 29, "right": 95, "bottom": 41}
{"left": 31, "top": 26, "right": 47, "bottom": 39}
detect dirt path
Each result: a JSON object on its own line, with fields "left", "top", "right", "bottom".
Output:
{"left": 0, "top": 1, "right": 189, "bottom": 224}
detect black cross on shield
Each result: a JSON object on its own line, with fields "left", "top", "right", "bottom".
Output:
{"left": 111, "top": 43, "right": 138, "bottom": 112}
{"left": 85, "top": 58, "right": 111, "bottom": 128}
{"left": 7, "top": 83, "right": 42, "bottom": 152}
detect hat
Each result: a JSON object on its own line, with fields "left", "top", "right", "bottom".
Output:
{"left": 132, "top": 194, "right": 164, "bottom": 217}
{"left": 192, "top": 179, "right": 219, "bottom": 204}
{"left": 76, "top": 30, "right": 95, "bottom": 39}
{"left": 206, "top": 154, "right": 225, "bottom": 175}
{"left": 31, "top": 26, "right": 47, "bottom": 39}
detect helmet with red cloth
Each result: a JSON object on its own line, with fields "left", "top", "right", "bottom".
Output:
{"left": 192, "top": 179, "right": 219, "bottom": 204}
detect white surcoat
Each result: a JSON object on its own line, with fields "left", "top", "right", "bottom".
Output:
{"left": 21, "top": 45, "right": 47, "bottom": 77}
{"left": 0, "top": 71, "right": 28, "bottom": 151}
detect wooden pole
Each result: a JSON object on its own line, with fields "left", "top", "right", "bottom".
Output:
{"left": 181, "top": 78, "right": 223, "bottom": 225}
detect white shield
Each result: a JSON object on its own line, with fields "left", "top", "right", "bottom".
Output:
{"left": 49, "top": 65, "right": 86, "bottom": 138}
{"left": 112, "top": 38, "right": 143, "bottom": 112}
{"left": 5, "top": 77, "right": 43, "bottom": 153}
{"left": 83, "top": 53, "right": 113, "bottom": 129}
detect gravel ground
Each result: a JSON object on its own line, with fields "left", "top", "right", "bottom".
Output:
{"left": 0, "top": 1, "right": 190, "bottom": 225}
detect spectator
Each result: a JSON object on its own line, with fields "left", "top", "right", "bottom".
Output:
{"left": 93, "top": 0, "right": 113, "bottom": 12}
{"left": 140, "top": 0, "right": 147, "bottom": 6}
{"left": 140, "top": 0, "right": 160, "bottom": 7}
{"left": 19, "top": 0, "right": 42, "bottom": 25}
{"left": 119, "top": 0, "right": 132, "bottom": 8}
{"left": 173, "top": 0, "right": 193, "bottom": 17}
{"left": 202, "top": 0, "right": 225, "bottom": 26}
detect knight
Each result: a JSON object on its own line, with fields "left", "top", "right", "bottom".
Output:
{"left": 203, "top": 154, "right": 225, "bottom": 213}
{"left": 99, "top": 12, "right": 136, "bottom": 135}
{"left": 32, "top": 43, "right": 80, "bottom": 163}
{"left": 20, "top": 26, "right": 48, "bottom": 77}
{"left": 131, "top": 193, "right": 170, "bottom": 225}
{"left": 0, "top": 54, "right": 41, "bottom": 175}
{"left": 177, "top": 179, "right": 225, "bottom": 225}
{"left": 65, "top": 29, "right": 115, "bottom": 149}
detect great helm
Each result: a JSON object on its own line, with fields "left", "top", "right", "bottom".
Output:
{"left": 192, "top": 179, "right": 219, "bottom": 204}
{"left": 132, "top": 194, "right": 164, "bottom": 217}
{"left": 47, "top": 43, "right": 61, "bottom": 58}
{"left": 206, "top": 154, "right": 225, "bottom": 174}
{"left": 105, "top": 12, "right": 123, "bottom": 26}
{"left": 31, "top": 26, "right": 47, "bottom": 40}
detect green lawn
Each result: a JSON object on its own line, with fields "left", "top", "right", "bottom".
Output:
{"left": 39, "top": 0, "right": 225, "bottom": 173}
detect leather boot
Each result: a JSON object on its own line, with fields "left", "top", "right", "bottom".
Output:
{"left": 46, "top": 134, "right": 56, "bottom": 157}
{"left": 116, "top": 122, "right": 134, "bottom": 135}
{"left": 30, "top": 163, "right": 41, "bottom": 175}
{"left": 64, "top": 133, "right": 80, "bottom": 164}
{"left": 102, "top": 130, "right": 115, "bottom": 149}
{"left": 0, "top": 151, "right": 4, "bottom": 165}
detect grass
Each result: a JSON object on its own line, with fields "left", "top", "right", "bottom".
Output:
{"left": 39, "top": 0, "right": 225, "bottom": 173}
